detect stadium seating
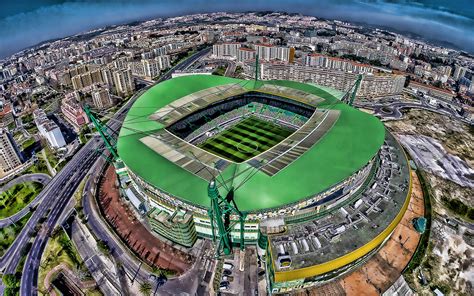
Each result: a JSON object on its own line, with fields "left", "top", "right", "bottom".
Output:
{"left": 167, "top": 91, "right": 315, "bottom": 140}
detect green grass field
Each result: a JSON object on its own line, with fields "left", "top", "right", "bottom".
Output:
{"left": 198, "top": 116, "right": 293, "bottom": 162}
{"left": 0, "top": 182, "right": 43, "bottom": 219}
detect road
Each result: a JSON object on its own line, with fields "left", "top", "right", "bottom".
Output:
{"left": 80, "top": 161, "right": 150, "bottom": 286}
{"left": 190, "top": 57, "right": 236, "bottom": 77}
{"left": 355, "top": 99, "right": 472, "bottom": 126}
{"left": 78, "top": 156, "right": 216, "bottom": 295}
{"left": 159, "top": 46, "right": 211, "bottom": 81}
{"left": 7, "top": 47, "right": 212, "bottom": 296}
{"left": 133, "top": 47, "right": 210, "bottom": 87}
{"left": 16, "top": 93, "right": 137, "bottom": 296}
{"left": 0, "top": 173, "right": 51, "bottom": 228}
{"left": 70, "top": 218, "right": 123, "bottom": 295}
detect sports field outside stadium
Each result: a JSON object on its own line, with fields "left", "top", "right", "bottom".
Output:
{"left": 198, "top": 116, "right": 293, "bottom": 163}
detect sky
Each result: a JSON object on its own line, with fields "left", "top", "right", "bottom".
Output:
{"left": 1, "top": 0, "right": 473, "bottom": 58}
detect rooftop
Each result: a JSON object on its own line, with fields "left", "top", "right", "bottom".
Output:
{"left": 269, "top": 131, "right": 411, "bottom": 282}
{"left": 117, "top": 75, "right": 385, "bottom": 212}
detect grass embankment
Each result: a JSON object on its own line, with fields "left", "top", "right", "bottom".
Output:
{"left": 212, "top": 66, "right": 226, "bottom": 76}
{"left": 38, "top": 229, "right": 100, "bottom": 296}
{"left": 0, "top": 212, "right": 32, "bottom": 257}
{"left": 0, "top": 182, "right": 43, "bottom": 218}
{"left": 1, "top": 238, "right": 34, "bottom": 296}
{"left": 43, "top": 147, "right": 59, "bottom": 169}
{"left": 25, "top": 158, "right": 50, "bottom": 175}
{"left": 403, "top": 170, "right": 432, "bottom": 282}
{"left": 21, "top": 137, "right": 36, "bottom": 150}
{"left": 234, "top": 66, "right": 244, "bottom": 78}
{"left": 441, "top": 197, "right": 474, "bottom": 222}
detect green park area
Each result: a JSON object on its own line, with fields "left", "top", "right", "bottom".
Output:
{"left": 0, "top": 182, "right": 43, "bottom": 219}
{"left": 38, "top": 229, "right": 99, "bottom": 295}
{"left": 212, "top": 65, "right": 226, "bottom": 76}
{"left": 25, "top": 158, "right": 50, "bottom": 175}
{"left": 0, "top": 212, "right": 32, "bottom": 257}
{"left": 21, "top": 137, "right": 36, "bottom": 150}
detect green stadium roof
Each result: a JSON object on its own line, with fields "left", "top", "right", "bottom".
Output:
{"left": 117, "top": 75, "right": 385, "bottom": 212}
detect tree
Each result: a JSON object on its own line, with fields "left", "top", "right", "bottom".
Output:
{"left": 2, "top": 274, "right": 18, "bottom": 288}
{"left": 4, "top": 288, "right": 16, "bottom": 296}
{"left": 139, "top": 281, "right": 152, "bottom": 296}
{"left": 97, "top": 240, "right": 111, "bottom": 255}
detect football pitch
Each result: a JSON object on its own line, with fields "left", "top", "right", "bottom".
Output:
{"left": 198, "top": 116, "right": 294, "bottom": 163}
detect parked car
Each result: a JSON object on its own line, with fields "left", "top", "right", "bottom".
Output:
{"left": 219, "top": 281, "right": 230, "bottom": 290}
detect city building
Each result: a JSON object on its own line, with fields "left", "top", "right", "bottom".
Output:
{"left": 358, "top": 74, "right": 406, "bottom": 98}
{"left": 91, "top": 87, "right": 113, "bottom": 110}
{"left": 129, "top": 61, "right": 146, "bottom": 77}
{"left": 0, "top": 128, "right": 23, "bottom": 177}
{"left": 237, "top": 47, "right": 256, "bottom": 63}
{"left": 247, "top": 62, "right": 405, "bottom": 98}
{"left": 69, "top": 64, "right": 103, "bottom": 90}
{"left": 255, "top": 44, "right": 294, "bottom": 62}
{"left": 305, "top": 53, "right": 373, "bottom": 74}
{"left": 0, "top": 100, "right": 14, "bottom": 128}
{"left": 453, "top": 65, "right": 467, "bottom": 81}
{"left": 156, "top": 55, "right": 171, "bottom": 70}
{"left": 142, "top": 59, "right": 161, "bottom": 79}
{"left": 71, "top": 75, "right": 83, "bottom": 90}
{"left": 113, "top": 68, "right": 135, "bottom": 96}
{"left": 409, "top": 81, "right": 455, "bottom": 101}
{"left": 255, "top": 44, "right": 273, "bottom": 61}
{"left": 148, "top": 208, "right": 198, "bottom": 247}
{"left": 136, "top": 56, "right": 171, "bottom": 79}
{"left": 212, "top": 42, "right": 241, "bottom": 59}
{"left": 33, "top": 109, "right": 66, "bottom": 148}
{"left": 101, "top": 67, "right": 115, "bottom": 87}
{"left": 61, "top": 95, "right": 89, "bottom": 131}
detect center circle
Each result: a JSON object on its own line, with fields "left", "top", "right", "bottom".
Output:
{"left": 236, "top": 141, "right": 259, "bottom": 154}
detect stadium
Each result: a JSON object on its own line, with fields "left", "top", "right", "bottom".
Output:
{"left": 116, "top": 75, "right": 411, "bottom": 293}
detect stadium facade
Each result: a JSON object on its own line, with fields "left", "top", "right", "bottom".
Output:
{"left": 116, "top": 75, "right": 411, "bottom": 294}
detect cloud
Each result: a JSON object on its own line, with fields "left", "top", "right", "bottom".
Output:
{"left": 0, "top": 0, "right": 473, "bottom": 58}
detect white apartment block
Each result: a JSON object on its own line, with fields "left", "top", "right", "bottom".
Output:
{"left": 305, "top": 54, "right": 373, "bottom": 74}
{"left": 248, "top": 62, "right": 405, "bottom": 98}
{"left": 237, "top": 48, "right": 256, "bottom": 63}
{"left": 453, "top": 65, "right": 467, "bottom": 81}
{"left": 358, "top": 74, "right": 406, "bottom": 98}
{"left": 153, "top": 46, "right": 168, "bottom": 57}
{"left": 0, "top": 128, "right": 23, "bottom": 176}
{"left": 156, "top": 55, "right": 171, "bottom": 70}
{"left": 129, "top": 62, "right": 145, "bottom": 77}
{"left": 101, "top": 67, "right": 114, "bottom": 87}
{"left": 142, "top": 59, "right": 161, "bottom": 78}
{"left": 131, "top": 56, "right": 171, "bottom": 79}
{"left": 33, "top": 109, "right": 66, "bottom": 148}
{"left": 92, "top": 88, "right": 113, "bottom": 110}
{"left": 255, "top": 45, "right": 292, "bottom": 62}
{"left": 212, "top": 43, "right": 241, "bottom": 59}
{"left": 113, "top": 68, "right": 135, "bottom": 96}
